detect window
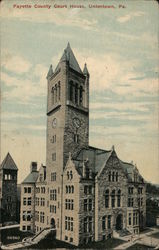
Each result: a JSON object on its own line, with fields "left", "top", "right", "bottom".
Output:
{"left": 24, "top": 187, "right": 31, "bottom": 193}
{"left": 138, "top": 187, "right": 143, "bottom": 194}
{"left": 89, "top": 199, "right": 92, "bottom": 211}
{"left": 51, "top": 172, "right": 56, "bottom": 181}
{"left": 80, "top": 86, "right": 83, "bottom": 105}
{"left": 51, "top": 135, "right": 56, "bottom": 144}
{"left": 23, "top": 198, "right": 27, "bottom": 205}
{"left": 58, "top": 82, "right": 61, "bottom": 101}
{"left": 112, "top": 172, "right": 115, "bottom": 182}
{"left": 40, "top": 198, "right": 45, "bottom": 206}
{"left": 108, "top": 171, "right": 111, "bottom": 182}
{"left": 55, "top": 84, "right": 57, "bottom": 103}
{"left": 74, "top": 134, "right": 79, "bottom": 143}
{"left": 88, "top": 217, "right": 92, "bottom": 232}
{"left": 84, "top": 199, "right": 88, "bottom": 211}
{"left": 128, "top": 198, "right": 134, "bottom": 207}
{"left": 84, "top": 185, "right": 92, "bottom": 195}
{"left": 50, "top": 189, "right": 57, "bottom": 201}
{"left": 65, "top": 199, "right": 74, "bottom": 210}
{"left": 70, "top": 171, "right": 73, "bottom": 179}
{"left": 28, "top": 197, "right": 31, "bottom": 206}
{"left": 111, "top": 190, "right": 115, "bottom": 208}
{"left": 50, "top": 205, "right": 56, "bottom": 213}
{"left": 108, "top": 215, "right": 111, "bottom": 229}
{"left": 84, "top": 217, "right": 87, "bottom": 233}
{"left": 128, "top": 187, "right": 134, "bottom": 194}
{"left": 116, "top": 172, "right": 118, "bottom": 182}
{"left": 102, "top": 216, "right": 106, "bottom": 230}
{"left": 65, "top": 217, "right": 73, "bottom": 231}
{"left": 129, "top": 213, "right": 131, "bottom": 225}
{"left": 65, "top": 236, "right": 68, "bottom": 240}
{"left": 41, "top": 187, "right": 45, "bottom": 193}
{"left": 22, "top": 226, "right": 26, "bottom": 231}
{"left": 105, "top": 189, "right": 109, "bottom": 208}
{"left": 52, "top": 153, "right": 56, "bottom": 161}
{"left": 69, "top": 81, "right": 73, "bottom": 102}
{"left": 70, "top": 237, "right": 73, "bottom": 243}
{"left": 75, "top": 84, "right": 78, "bottom": 104}
{"left": 117, "top": 190, "right": 121, "bottom": 207}
{"left": 40, "top": 212, "right": 45, "bottom": 223}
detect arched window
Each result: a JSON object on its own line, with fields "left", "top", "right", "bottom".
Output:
{"left": 111, "top": 190, "right": 115, "bottom": 208}
{"left": 117, "top": 190, "right": 121, "bottom": 207}
{"left": 105, "top": 189, "right": 109, "bottom": 208}
{"left": 70, "top": 171, "right": 73, "bottom": 180}
{"left": 69, "top": 186, "right": 71, "bottom": 193}
{"left": 58, "top": 82, "right": 61, "bottom": 101}
{"left": 116, "top": 172, "right": 118, "bottom": 182}
{"left": 72, "top": 186, "right": 74, "bottom": 193}
{"left": 108, "top": 171, "right": 111, "bottom": 182}
{"left": 112, "top": 172, "right": 115, "bottom": 182}
{"left": 80, "top": 86, "right": 83, "bottom": 105}
{"left": 69, "top": 81, "right": 73, "bottom": 102}
{"left": 67, "top": 171, "right": 69, "bottom": 180}
{"left": 66, "top": 186, "right": 68, "bottom": 193}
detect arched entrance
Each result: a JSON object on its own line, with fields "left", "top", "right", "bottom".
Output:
{"left": 50, "top": 218, "right": 55, "bottom": 228}
{"left": 116, "top": 214, "right": 123, "bottom": 230}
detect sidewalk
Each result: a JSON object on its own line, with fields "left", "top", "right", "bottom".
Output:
{"left": 114, "top": 227, "right": 159, "bottom": 249}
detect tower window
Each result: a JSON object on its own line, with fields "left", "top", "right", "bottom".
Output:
{"left": 111, "top": 190, "right": 115, "bottom": 208}
{"left": 75, "top": 84, "right": 78, "bottom": 104}
{"left": 117, "top": 189, "right": 121, "bottom": 207}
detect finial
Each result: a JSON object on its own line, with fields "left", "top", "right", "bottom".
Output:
{"left": 46, "top": 64, "right": 53, "bottom": 79}
{"left": 111, "top": 145, "right": 115, "bottom": 151}
{"left": 83, "top": 63, "right": 89, "bottom": 76}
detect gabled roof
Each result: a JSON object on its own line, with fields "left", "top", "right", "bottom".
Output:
{"left": 54, "top": 42, "right": 83, "bottom": 74}
{"left": 72, "top": 146, "right": 112, "bottom": 175}
{"left": 22, "top": 171, "right": 39, "bottom": 184}
{"left": 0, "top": 152, "right": 18, "bottom": 170}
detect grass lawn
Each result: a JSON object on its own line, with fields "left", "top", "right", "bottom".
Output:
{"left": 23, "top": 235, "right": 124, "bottom": 249}
{"left": 149, "top": 231, "right": 159, "bottom": 239}
{"left": 1, "top": 227, "right": 33, "bottom": 245}
{"left": 127, "top": 243, "right": 154, "bottom": 250}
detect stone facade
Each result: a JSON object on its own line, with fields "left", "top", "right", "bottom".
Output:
{"left": 20, "top": 43, "right": 146, "bottom": 246}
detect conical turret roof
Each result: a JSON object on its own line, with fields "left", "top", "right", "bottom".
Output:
{"left": 0, "top": 152, "right": 18, "bottom": 170}
{"left": 54, "top": 43, "right": 83, "bottom": 74}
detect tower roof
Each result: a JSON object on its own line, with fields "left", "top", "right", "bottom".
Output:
{"left": 0, "top": 152, "right": 18, "bottom": 170}
{"left": 54, "top": 42, "right": 83, "bottom": 74}
{"left": 46, "top": 64, "right": 53, "bottom": 79}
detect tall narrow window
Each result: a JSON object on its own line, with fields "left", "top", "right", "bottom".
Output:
{"left": 52, "top": 87, "right": 54, "bottom": 104}
{"left": 111, "top": 190, "right": 115, "bottom": 208}
{"left": 117, "top": 190, "right": 121, "bottom": 207}
{"left": 112, "top": 172, "right": 115, "bottom": 182}
{"left": 69, "top": 81, "right": 73, "bottom": 102}
{"left": 75, "top": 84, "right": 78, "bottom": 104}
{"left": 55, "top": 84, "right": 57, "bottom": 103}
{"left": 58, "top": 82, "right": 61, "bottom": 101}
{"left": 108, "top": 171, "right": 111, "bottom": 182}
{"left": 116, "top": 172, "right": 118, "bottom": 182}
{"left": 105, "top": 189, "right": 109, "bottom": 208}
{"left": 80, "top": 86, "right": 83, "bottom": 105}
{"left": 108, "top": 215, "right": 111, "bottom": 229}
{"left": 102, "top": 216, "right": 106, "bottom": 230}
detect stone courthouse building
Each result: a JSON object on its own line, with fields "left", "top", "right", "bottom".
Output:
{"left": 20, "top": 43, "right": 146, "bottom": 246}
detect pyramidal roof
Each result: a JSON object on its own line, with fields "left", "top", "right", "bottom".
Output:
{"left": 0, "top": 152, "right": 18, "bottom": 170}
{"left": 54, "top": 42, "right": 83, "bottom": 74}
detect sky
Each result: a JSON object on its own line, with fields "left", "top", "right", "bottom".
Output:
{"left": 0, "top": 0, "right": 159, "bottom": 184}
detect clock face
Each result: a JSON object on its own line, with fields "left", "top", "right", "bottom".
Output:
{"left": 73, "top": 117, "right": 81, "bottom": 128}
{"left": 52, "top": 118, "right": 57, "bottom": 128}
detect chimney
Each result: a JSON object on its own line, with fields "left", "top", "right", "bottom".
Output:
{"left": 30, "top": 162, "right": 37, "bottom": 172}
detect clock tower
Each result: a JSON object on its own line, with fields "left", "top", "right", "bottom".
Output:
{"left": 46, "top": 43, "right": 89, "bottom": 238}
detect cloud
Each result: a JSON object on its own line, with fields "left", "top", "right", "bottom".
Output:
{"left": 117, "top": 11, "right": 145, "bottom": 23}
{"left": 1, "top": 50, "right": 32, "bottom": 74}
{"left": 1, "top": 2, "right": 97, "bottom": 30}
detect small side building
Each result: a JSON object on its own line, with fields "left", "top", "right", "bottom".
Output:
{"left": 20, "top": 162, "right": 39, "bottom": 232}
{"left": 0, "top": 153, "right": 18, "bottom": 225}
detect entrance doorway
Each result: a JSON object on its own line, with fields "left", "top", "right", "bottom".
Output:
{"left": 116, "top": 214, "right": 123, "bottom": 230}
{"left": 50, "top": 218, "right": 55, "bottom": 228}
